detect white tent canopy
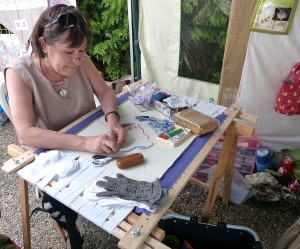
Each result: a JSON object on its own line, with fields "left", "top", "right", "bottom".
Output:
{"left": 138, "top": 0, "right": 300, "bottom": 151}
{"left": 236, "top": 4, "right": 300, "bottom": 151}
{"left": 138, "top": 0, "right": 219, "bottom": 102}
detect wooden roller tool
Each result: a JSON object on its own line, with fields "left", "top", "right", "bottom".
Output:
{"left": 116, "top": 153, "right": 144, "bottom": 169}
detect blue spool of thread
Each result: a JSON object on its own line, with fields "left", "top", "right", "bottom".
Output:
{"left": 255, "top": 148, "right": 273, "bottom": 165}
{"left": 153, "top": 91, "right": 168, "bottom": 101}
{"left": 255, "top": 148, "right": 275, "bottom": 172}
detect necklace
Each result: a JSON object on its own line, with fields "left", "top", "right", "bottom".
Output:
{"left": 58, "top": 87, "right": 68, "bottom": 98}
{"left": 38, "top": 57, "right": 68, "bottom": 97}
{"left": 53, "top": 78, "right": 68, "bottom": 97}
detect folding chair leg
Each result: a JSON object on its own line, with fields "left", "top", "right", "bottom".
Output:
{"left": 38, "top": 190, "right": 68, "bottom": 247}
{"left": 52, "top": 220, "right": 67, "bottom": 248}
{"left": 35, "top": 187, "right": 42, "bottom": 199}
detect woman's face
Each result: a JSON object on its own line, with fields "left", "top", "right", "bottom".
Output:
{"left": 43, "top": 32, "right": 87, "bottom": 76}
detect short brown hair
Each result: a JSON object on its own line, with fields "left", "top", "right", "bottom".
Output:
{"left": 31, "top": 4, "right": 93, "bottom": 58}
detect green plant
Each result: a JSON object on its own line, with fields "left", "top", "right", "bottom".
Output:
{"left": 179, "top": 0, "right": 230, "bottom": 84}
{"left": 78, "top": 0, "right": 131, "bottom": 81}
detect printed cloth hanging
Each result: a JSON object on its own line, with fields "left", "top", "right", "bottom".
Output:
{"left": 275, "top": 62, "right": 300, "bottom": 115}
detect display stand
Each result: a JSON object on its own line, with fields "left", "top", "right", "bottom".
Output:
{"left": 2, "top": 95, "right": 257, "bottom": 249}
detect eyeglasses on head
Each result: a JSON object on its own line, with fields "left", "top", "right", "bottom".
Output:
{"left": 44, "top": 12, "right": 77, "bottom": 29}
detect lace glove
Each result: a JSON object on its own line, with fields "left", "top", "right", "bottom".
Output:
{"left": 96, "top": 173, "right": 168, "bottom": 209}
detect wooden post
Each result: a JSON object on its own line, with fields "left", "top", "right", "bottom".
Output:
{"left": 201, "top": 123, "right": 237, "bottom": 223}
{"left": 201, "top": 120, "right": 255, "bottom": 223}
{"left": 19, "top": 178, "right": 31, "bottom": 249}
{"left": 221, "top": 126, "right": 239, "bottom": 204}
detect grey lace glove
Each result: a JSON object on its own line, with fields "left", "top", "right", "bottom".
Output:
{"left": 96, "top": 173, "right": 168, "bottom": 209}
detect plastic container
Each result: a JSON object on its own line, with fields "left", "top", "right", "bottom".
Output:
{"left": 193, "top": 136, "right": 260, "bottom": 182}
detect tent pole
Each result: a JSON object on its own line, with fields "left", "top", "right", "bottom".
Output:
{"left": 127, "top": 0, "right": 135, "bottom": 82}
{"left": 131, "top": 0, "right": 141, "bottom": 80}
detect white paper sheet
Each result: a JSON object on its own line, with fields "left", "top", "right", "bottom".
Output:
{"left": 76, "top": 99, "right": 195, "bottom": 182}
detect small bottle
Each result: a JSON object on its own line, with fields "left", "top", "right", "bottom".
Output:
{"left": 0, "top": 105, "right": 8, "bottom": 127}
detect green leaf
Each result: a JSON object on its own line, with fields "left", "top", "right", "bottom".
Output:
{"left": 78, "top": 0, "right": 130, "bottom": 80}
{"left": 281, "top": 149, "right": 300, "bottom": 161}
{"left": 295, "top": 168, "right": 300, "bottom": 180}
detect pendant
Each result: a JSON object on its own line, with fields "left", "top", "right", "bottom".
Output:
{"left": 59, "top": 88, "right": 67, "bottom": 97}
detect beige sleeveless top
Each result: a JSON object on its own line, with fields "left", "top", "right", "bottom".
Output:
{"left": 5, "top": 53, "right": 95, "bottom": 131}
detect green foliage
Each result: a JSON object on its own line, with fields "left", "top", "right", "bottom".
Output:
{"left": 77, "top": 0, "right": 131, "bottom": 81}
{"left": 179, "top": 0, "right": 230, "bottom": 84}
{"left": 193, "top": 0, "right": 228, "bottom": 48}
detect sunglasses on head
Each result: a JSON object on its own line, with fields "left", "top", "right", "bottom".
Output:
{"left": 44, "top": 12, "right": 77, "bottom": 29}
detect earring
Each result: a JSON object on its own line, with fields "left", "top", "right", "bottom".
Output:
{"left": 44, "top": 53, "right": 50, "bottom": 66}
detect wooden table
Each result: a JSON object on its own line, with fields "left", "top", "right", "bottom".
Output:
{"left": 2, "top": 93, "right": 257, "bottom": 249}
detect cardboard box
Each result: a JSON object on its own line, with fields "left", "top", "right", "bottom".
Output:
{"left": 173, "top": 109, "right": 217, "bottom": 136}
{"left": 155, "top": 100, "right": 187, "bottom": 118}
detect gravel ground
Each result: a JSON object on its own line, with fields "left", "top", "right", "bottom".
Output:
{"left": 0, "top": 120, "right": 298, "bottom": 249}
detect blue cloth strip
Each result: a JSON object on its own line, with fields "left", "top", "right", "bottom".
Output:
{"left": 160, "top": 114, "right": 226, "bottom": 189}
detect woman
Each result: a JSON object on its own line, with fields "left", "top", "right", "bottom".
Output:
{"left": 4, "top": 4, "right": 126, "bottom": 249}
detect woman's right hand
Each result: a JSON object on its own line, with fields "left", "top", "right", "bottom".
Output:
{"left": 84, "top": 134, "right": 120, "bottom": 154}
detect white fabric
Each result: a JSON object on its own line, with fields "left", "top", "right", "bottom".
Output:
{"left": 29, "top": 150, "right": 80, "bottom": 188}
{"left": 139, "top": 0, "right": 219, "bottom": 101}
{"left": 0, "top": 34, "right": 22, "bottom": 71}
{"left": 35, "top": 150, "right": 60, "bottom": 164}
{"left": 83, "top": 180, "right": 155, "bottom": 212}
{"left": 0, "top": 0, "right": 76, "bottom": 50}
{"left": 236, "top": 4, "right": 300, "bottom": 152}
{"left": 55, "top": 157, "right": 79, "bottom": 178}
{"left": 83, "top": 180, "right": 106, "bottom": 201}
{"left": 193, "top": 100, "right": 227, "bottom": 118}
{"left": 0, "top": 0, "right": 47, "bottom": 10}
{"left": 96, "top": 196, "right": 155, "bottom": 212}
{"left": 24, "top": 150, "right": 79, "bottom": 179}
{"left": 163, "top": 95, "right": 189, "bottom": 108}
{"left": 0, "top": 7, "right": 47, "bottom": 49}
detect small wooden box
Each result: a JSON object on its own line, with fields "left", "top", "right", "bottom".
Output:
{"left": 157, "top": 125, "right": 191, "bottom": 147}
{"left": 173, "top": 109, "right": 217, "bottom": 136}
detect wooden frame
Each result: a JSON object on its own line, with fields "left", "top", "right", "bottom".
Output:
{"left": 2, "top": 95, "right": 257, "bottom": 248}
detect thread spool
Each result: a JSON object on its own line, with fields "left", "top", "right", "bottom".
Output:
{"left": 255, "top": 148, "right": 275, "bottom": 172}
